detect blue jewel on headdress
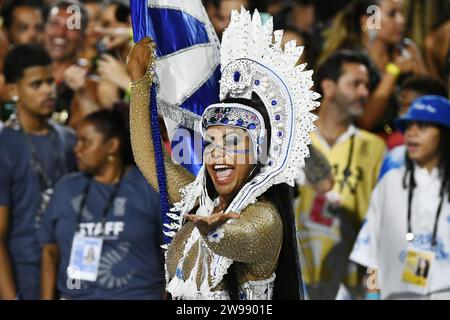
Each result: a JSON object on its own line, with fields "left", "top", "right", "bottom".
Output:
{"left": 233, "top": 71, "right": 241, "bottom": 82}
{"left": 247, "top": 123, "right": 256, "bottom": 130}
{"left": 268, "top": 160, "right": 273, "bottom": 166}
{"left": 239, "top": 292, "right": 247, "bottom": 300}
{"left": 275, "top": 114, "right": 281, "bottom": 121}
{"left": 254, "top": 80, "right": 260, "bottom": 86}
{"left": 236, "top": 118, "right": 244, "bottom": 126}
{"left": 271, "top": 100, "right": 278, "bottom": 106}
{"left": 214, "top": 108, "right": 221, "bottom": 113}
{"left": 220, "top": 117, "right": 229, "bottom": 124}
{"left": 209, "top": 117, "right": 217, "bottom": 123}
{"left": 277, "top": 131, "right": 284, "bottom": 137}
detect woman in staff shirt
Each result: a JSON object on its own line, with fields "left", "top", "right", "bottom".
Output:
{"left": 39, "top": 109, "right": 164, "bottom": 299}
{"left": 350, "top": 95, "right": 450, "bottom": 299}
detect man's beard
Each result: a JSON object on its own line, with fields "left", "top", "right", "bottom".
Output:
{"left": 334, "top": 92, "right": 366, "bottom": 118}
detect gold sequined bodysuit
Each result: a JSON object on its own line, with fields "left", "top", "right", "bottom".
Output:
{"left": 130, "top": 69, "right": 283, "bottom": 299}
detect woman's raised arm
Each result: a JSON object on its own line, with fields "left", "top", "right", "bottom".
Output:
{"left": 127, "top": 38, "right": 194, "bottom": 203}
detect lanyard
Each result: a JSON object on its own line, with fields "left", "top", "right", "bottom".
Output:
{"left": 338, "top": 135, "right": 355, "bottom": 193}
{"left": 7, "top": 112, "right": 67, "bottom": 191}
{"left": 76, "top": 170, "right": 125, "bottom": 235}
{"left": 24, "top": 127, "right": 66, "bottom": 190}
{"left": 406, "top": 180, "right": 444, "bottom": 247}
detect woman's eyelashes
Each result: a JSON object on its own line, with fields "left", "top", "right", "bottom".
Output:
{"left": 204, "top": 133, "right": 248, "bottom": 156}
{"left": 205, "top": 134, "right": 242, "bottom": 148}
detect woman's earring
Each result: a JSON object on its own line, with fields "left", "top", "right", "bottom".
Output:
{"left": 107, "top": 154, "right": 115, "bottom": 162}
{"left": 368, "top": 29, "right": 377, "bottom": 45}
{"left": 12, "top": 96, "right": 19, "bottom": 102}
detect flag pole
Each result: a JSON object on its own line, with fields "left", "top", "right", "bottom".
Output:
{"left": 130, "top": 0, "right": 172, "bottom": 249}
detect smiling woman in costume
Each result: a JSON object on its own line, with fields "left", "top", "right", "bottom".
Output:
{"left": 127, "top": 8, "right": 320, "bottom": 300}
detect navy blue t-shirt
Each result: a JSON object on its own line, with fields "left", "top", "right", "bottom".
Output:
{"left": 0, "top": 122, "right": 76, "bottom": 299}
{"left": 39, "top": 166, "right": 164, "bottom": 300}
{"left": 0, "top": 123, "right": 76, "bottom": 263}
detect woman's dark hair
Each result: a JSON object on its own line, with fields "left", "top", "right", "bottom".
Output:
{"left": 207, "top": 93, "right": 303, "bottom": 300}
{"left": 82, "top": 106, "right": 134, "bottom": 166}
{"left": 403, "top": 124, "right": 450, "bottom": 202}
{"left": 102, "top": 0, "right": 130, "bottom": 23}
{"left": 276, "top": 23, "right": 317, "bottom": 69}
{"left": 318, "top": 0, "right": 379, "bottom": 66}
{"left": 399, "top": 75, "right": 448, "bottom": 98}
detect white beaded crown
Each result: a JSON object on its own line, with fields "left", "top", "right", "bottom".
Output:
{"left": 219, "top": 7, "right": 320, "bottom": 213}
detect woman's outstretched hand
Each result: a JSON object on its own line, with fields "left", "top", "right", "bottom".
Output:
{"left": 126, "top": 37, "right": 156, "bottom": 81}
{"left": 184, "top": 212, "right": 240, "bottom": 236}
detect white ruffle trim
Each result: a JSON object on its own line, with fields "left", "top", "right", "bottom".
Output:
{"left": 168, "top": 272, "right": 276, "bottom": 300}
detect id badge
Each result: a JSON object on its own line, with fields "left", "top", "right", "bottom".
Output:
{"left": 401, "top": 247, "right": 435, "bottom": 293}
{"left": 67, "top": 233, "right": 103, "bottom": 282}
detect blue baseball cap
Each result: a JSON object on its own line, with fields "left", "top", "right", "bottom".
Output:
{"left": 395, "top": 95, "right": 450, "bottom": 132}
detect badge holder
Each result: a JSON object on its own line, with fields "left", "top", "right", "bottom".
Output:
{"left": 401, "top": 179, "right": 443, "bottom": 295}
{"left": 401, "top": 245, "right": 435, "bottom": 295}
{"left": 67, "top": 233, "right": 103, "bottom": 282}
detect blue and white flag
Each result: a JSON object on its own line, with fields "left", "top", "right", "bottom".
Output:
{"left": 131, "top": 0, "right": 221, "bottom": 174}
